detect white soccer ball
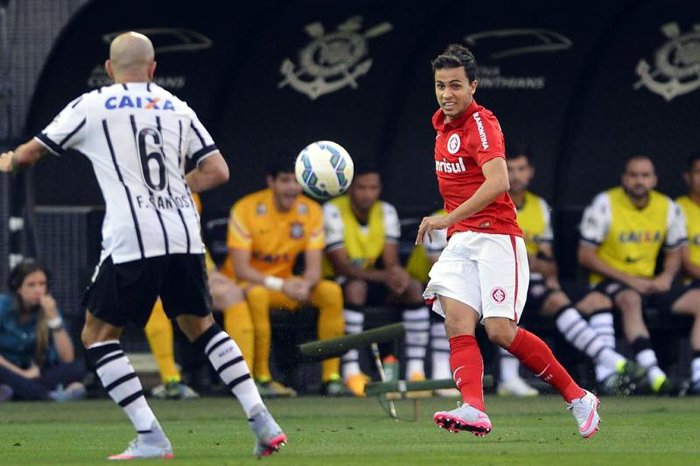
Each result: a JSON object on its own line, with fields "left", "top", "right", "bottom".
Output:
{"left": 295, "top": 140, "right": 354, "bottom": 200}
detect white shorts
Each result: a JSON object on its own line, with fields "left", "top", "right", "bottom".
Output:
{"left": 423, "top": 231, "right": 529, "bottom": 323}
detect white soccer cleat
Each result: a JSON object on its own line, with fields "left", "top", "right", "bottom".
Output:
{"left": 108, "top": 421, "right": 174, "bottom": 460}
{"left": 433, "top": 403, "right": 492, "bottom": 437}
{"left": 249, "top": 406, "right": 287, "bottom": 457}
{"left": 497, "top": 377, "right": 539, "bottom": 397}
{"left": 567, "top": 390, "right": 601, "bottom": 439}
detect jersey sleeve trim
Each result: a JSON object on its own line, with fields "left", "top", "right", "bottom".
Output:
{"left": 192, "top": 145, "right": 218, "bottom": 165}
{"left": 579, "top": 238, "right": 601, "bottom": 247}
{"left": 476, "top": 151, "right": 505, "bottom": 167}
{"left": 326, "top": 240, "right": 345, "bottom": 252}
{"left": 34, "top": 134, "right": 64, "bottom": 156}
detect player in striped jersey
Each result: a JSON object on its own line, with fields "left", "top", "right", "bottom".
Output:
{"left": 506, "top": 151, "right": 643, "bottom": 395}
{"left": 675, "top": 153, "right": 700, "bottom": 395}
{"left": 0, "top": 32, "right": 285, "bottom": 459}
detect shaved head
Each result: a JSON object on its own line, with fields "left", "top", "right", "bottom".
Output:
{"left": 106, "top": 32, "right": 156, "bottom": 82}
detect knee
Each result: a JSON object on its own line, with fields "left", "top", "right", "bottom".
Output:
{"left": 246, "top": 285, "right": 270, "bottom": 308}
{"left": 615, "top": 291, "right": 642, "bottom": 314}
{"left": 343, "top": 279, "right": 367, "bottom": 306}
{"left": 211, "top": 282, "right": 245, "bottom": 310}
{"left": 485, "top": 320, "right": 517, "bottom": 348}
{"left": 313, "top": 281, "right": 343, "bottom": 310}
{"left": 177, "top": 314, "right": 215, "bottom": 342}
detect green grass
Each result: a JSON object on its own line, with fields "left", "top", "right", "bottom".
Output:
{"left": 0, "top": 395, "right": 699, "bottom": 465}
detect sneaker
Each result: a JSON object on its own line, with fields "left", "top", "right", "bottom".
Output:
{"left": 108, "top": 420, "right": 174, "bottom": 460}
{"left": 249, "top": 405, "right": 287, "bottom": 457}
{"left": 653, "top": 376, "right": 689, "bottom": 397}
{"left": 688, "top": 379, "right": 700, "bottom": 395}
{"left": 616, "top": 360, "right": 647, "bottom": 391}
{"left": 497, "top": 377, "right": 539, "bottom": 397}
{"left": 345, "top": 373, "right": 371, "bottom": 397}
{"left": 566, "top": 390, "right": 600, "bottom": 439}
{"left": 0, "top": 384, "right": 13, "bottom": 403}
{"left": 151, "top": 381, "right": 200, "bottom": 400}
{"left": 322, "top": 376, "right": 352, "bottom": 396}
{"left": 49, "top": 382, "right": 87, "bottom": 402}
{"left": 598, "top": 373, "right": 631, "bottom": 396}
{"left": 255, "top": 379, "right": 297, "bottom": 398}
{"left": 433, "top": 403, "right": 492, "bottom": 437}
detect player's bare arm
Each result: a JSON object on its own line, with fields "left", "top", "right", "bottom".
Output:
{"left": 0, "top": 139, "right": 48, "bottom": 173}
{"left": 651, "top": 246, "right": 681, "bottom": 292}
{"left": 185, "top": 152, "right": 229, "bottom": 192}
{"left": 681, "top": 245, "right": 700, "bottom": 280}
{"left": 326, "top": 247, "right": 388, "bottom": 283}
{"left": 381, "top": 242, "right": 410, "bottom": 294}
{"left": 301, "top": 248, "right": 322, "bottom": 288}
{"left": 532, "top": 243, "right": 559, "bottom": 280}
{"left": 416, "top": 157, "right": 509, "bottom": 245}
{"left": 578, "top": 243, "right": 654, "bottom": 294}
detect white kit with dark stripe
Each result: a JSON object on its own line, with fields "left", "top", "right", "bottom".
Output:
{"left": 34, "top": 82, "right": 216, "bottom": 264}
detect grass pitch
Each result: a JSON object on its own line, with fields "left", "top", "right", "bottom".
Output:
{"left": 0, "top": 394, "right": 699, "bottom": 465}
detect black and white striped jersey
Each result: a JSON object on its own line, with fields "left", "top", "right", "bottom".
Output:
{"left": 34, "top": 82, "right": 217, "bottom": 264}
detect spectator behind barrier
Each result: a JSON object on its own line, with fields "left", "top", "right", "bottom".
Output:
{"left": 0, "top": 260, "right": 87, "bottom": 402}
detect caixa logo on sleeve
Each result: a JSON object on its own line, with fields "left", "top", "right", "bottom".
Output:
{"left": 278, "top": 16, "right": 392, "bottom": 100}
{"left": 634, "top": 22, "right": 700, "bottom": 101}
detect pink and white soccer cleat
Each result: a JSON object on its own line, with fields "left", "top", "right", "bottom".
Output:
{"left": 433, "top": 403, "right": 492, "bottom": 437}
{"left": 567, "top": 390, "right": 601, "bottom": 439}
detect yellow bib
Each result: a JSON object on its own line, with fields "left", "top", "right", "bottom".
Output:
{"left": 323, "top": 195, "right": 385, "bottom": 277}
{"left": 517, "top": 192, "right": 547, "bottom": 256}
{"left": 406, "top": 209, "right": 446, "bottom": 282}
{"left": 592, "top": 187, "right": 669, "bottom": 284}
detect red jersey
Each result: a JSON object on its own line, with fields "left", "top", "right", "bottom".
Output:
{"left": 432, "top": 100, "right": 522, "bottom": 238}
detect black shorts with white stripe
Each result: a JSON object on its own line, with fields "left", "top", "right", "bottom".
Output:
{"left": 83, "top": 253, "right": 212, "bottom": 327}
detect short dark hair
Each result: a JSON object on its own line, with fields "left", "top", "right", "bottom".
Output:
{"left": 686, "top": 152, "right": 700, "bottom": 171}
{"left": 266, "top": 150, "right": 296, "bottom": 178}
{"left": 506, "top": 146, "right": 533, "bottom": 164}
{"left": 624, "top": 154, "right": 654, "bottom": 172}
{"left": 353, "top": 159, "right": 380, "bottom": 178}
{"left": 432, "top": 44, "right": 478, "bottom": 83}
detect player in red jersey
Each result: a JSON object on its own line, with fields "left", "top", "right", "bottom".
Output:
{"left": 416, "top": 44, "right": 600, "bottom": 439}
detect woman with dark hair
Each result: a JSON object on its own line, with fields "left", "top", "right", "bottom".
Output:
{"left": 0, "top": 260, "right": 87, "bottom": 401}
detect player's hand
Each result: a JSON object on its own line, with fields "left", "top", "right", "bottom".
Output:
{"left": 416, "top": 215, "right": 450, "bottom": 245}
{"left": 650, "top": 274, "right": 673, "bottom": 293}
{"left": 39, "top": 295, "right": 59, "bottom": 320}
{"left": 545, "top": 276, "right": 562, "bottom": 291}
{"left": 23, "top": 364, "right": 41, "bottom": 379}
{"left": 283, "top": 277, "right": 311, "bottom": 301}
{"left": 626, "top": 276, "right": 655, "bottom": 295}
{"left": 0, "top": 151, "right": 14, "bottom": 173}
{"left": 386, "top": 265, "right": 410, "bottom": 295}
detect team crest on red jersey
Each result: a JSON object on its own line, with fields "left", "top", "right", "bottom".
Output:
{"left": 491, "top": 287, "right": 507, "bottom": 303}
{"left": 447, "top": 133, "right": 461, "bottom": 154}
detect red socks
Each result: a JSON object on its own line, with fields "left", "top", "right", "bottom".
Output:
{"left": 508, "top": 328, "right": 585, "bottom": 402}
{"left": 449, "top": 335, "right": 485, "bottom": 412}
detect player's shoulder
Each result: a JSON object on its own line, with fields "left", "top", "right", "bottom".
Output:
{"left": 379, "top": 200, "right": 398, "bottom": 217}
{"left": 525, "top": 191, "right": 551, "bottom": 211}
{"left": 296, "top": 194, "right": 322, "bottom": 216}
{"left": 649, "top": 189, "right": 673, "bottom": 206}
{"left": 234, "top": 189, "right": 269, "bottom": 212}
{"left": 675, "top": 195, "right": 694, "bottom": 210}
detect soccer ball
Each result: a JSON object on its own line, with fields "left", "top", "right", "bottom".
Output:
{"left": 295, "top": 140, "right": 354, "bottom": 200}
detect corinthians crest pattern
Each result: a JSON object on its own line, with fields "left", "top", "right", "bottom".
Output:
{"left": 278, "top": 16, "right": 392, "bottom": 100}
{"left": 634, "top": 22, "right": 700, "bottom": 101}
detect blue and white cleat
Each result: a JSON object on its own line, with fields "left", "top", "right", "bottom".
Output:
{"left": 249, "top": 405, "right": 287, "bottom": 457}
{"left": 108, "top": 420, "right": 174, "bottom": 460}
{"left": 433, "top": 403, "right": 492, "bottom": 437}
{"left": 567, "top": 390, "right": 601, "bottom": 439}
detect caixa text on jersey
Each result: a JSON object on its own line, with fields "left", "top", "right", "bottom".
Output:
{"left": 136, "top": 193, "right": 192, "bottom": 210}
